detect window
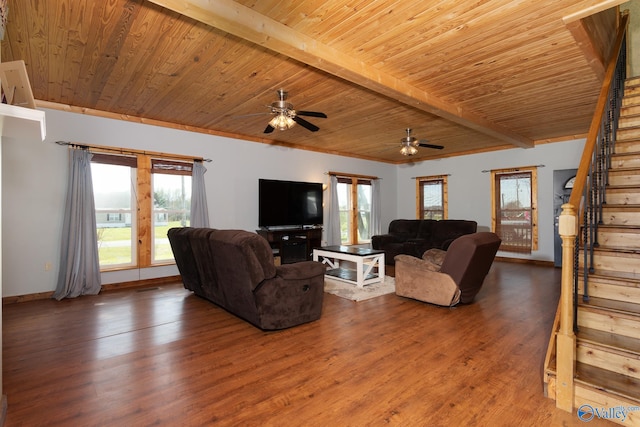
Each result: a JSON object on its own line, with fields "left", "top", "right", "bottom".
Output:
{"left": 491, "top": 167, "right": 538, "bottom": 254}
{"left": 91, "top": 153, "right": 192, "bottom": 270}
{"left": 92, "top": 154, "right": 137, "bottom": 268}
{"left": 336, "top": 176, "right": 373, "bottom": 245}
{"left": 151, "top": 159, "right": 192, "bottom": 262}
{"left": 416, "top": 175, "right": 447, "bottom": 219}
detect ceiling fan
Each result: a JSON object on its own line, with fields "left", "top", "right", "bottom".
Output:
{"left": 399, "top": 128, "right": 444, "bottom": 156}
{"left": 263, "top": 89, "right": 327, "bottom": 134}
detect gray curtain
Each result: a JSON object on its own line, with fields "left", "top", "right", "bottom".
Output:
{"left": 326, "top": 175, "right": 341, "bottom": 246}
{"left": 370, "top": 178, "right": 382, "bottom": 237}
{"left": 53, "top": 148, "right": 102, "bottom": 300}
{"left": 190, "top": 160, "right": 209, "bottom": 227}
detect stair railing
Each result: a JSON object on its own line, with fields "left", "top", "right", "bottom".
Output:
{"left": 555, "top": 12, "right": 628, "bottom": 412}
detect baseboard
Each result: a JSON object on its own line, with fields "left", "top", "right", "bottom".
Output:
{"left": 495, "top": 256, "right": 555, "bottom": 267}
{"left": 2, "top": 275, "right": 182, "bottom": 305}
{"left": 101, "top": 275, "right": 182, "bottom": 292}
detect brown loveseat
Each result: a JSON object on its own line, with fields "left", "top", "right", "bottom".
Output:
{"left": 395, "top": 232, "right": 501, "bottom": 306}
{"left": 167, "top": 228, "right": 325, "bottom": 330}
{"left": 371, "top": 219, "right": 477, "bottom": 265}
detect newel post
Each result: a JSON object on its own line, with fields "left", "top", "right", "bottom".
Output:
{"left": 556, "top": 203, "right": 577, "bottom": 411}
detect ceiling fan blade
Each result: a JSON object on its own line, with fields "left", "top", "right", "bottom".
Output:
{"left": 292, "top": 116, "right": 320, "bottom": 132}
{"left": 264, "top": 124, "right": 275, "bottom": 134}
{"left": 418, "top": 142, "right": 444, "bottom": 150}
{"left": 297, "top": 111, "right": 327, "bottom": 118}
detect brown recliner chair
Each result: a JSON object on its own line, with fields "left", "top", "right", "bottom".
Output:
{"left": 394, "top": 232, "right": 501, "bottom": 306}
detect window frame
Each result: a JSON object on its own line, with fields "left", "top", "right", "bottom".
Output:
{"left": 336, "top": 175, "right": 374, "bottom": 245}
{"left": 490, "top": 167, "right": 538, "bottom": 254}
{"left": 150, "top": 158, "right": 193, "bottom": 264}
{"left": 91, "top": 151, "right": 194, "bottom": 271}
{"left": 416, "top": 175, "right": 448, "bottom": 220}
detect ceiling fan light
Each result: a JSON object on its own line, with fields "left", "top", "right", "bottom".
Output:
{"left": 400, "top": 144, "right": 418, "bottom": 156}
{"left": 269, "top": 113, "right": 296, "bottom": 130}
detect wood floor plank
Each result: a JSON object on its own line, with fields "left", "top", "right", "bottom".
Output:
{"left": 2, "top": 262, "right": 616, "bottom": 426}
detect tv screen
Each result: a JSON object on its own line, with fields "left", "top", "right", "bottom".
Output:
{"left": 259, "top": 179, "right": 323, "bottom": 228}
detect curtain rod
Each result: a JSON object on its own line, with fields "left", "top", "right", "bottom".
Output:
{"left": 481, "top": 164, "right": 544, "bottom": 173}
{"left": 326, "top": 171, "right": 379, "bottom": 180}
{"left": 54, "top": 141, "right": 212, "bottom": 163}
{"left": 411, "top": 174, "right": 450, "bottom": 179}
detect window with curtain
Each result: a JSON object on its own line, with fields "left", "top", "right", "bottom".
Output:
{"left": 491, "top": 167, "right": 538, "bottom": 254}
{"left": 336, "top": 176, "right": 373, "bottom": 244}
{"left": 91, "top": 153, "right": 193, "bottom": 269}
{"left": 91, "top": 154, "right": 137, "bottom": 268}
{"left": 151, "top": 159, "right": 192, "bottom": 263}
{"left": 417, "top": 175, "right": 447, "bottom": 219}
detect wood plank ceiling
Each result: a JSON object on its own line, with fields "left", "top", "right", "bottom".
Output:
{"left": 0, "top": 0, "right": 625, "bottom": 163}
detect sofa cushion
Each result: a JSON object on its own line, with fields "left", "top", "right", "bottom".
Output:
{"left": 430, "top": 220, "right": 478, "bottom": 249}
{"left": 388, "top": 219, "right": 421, "bottom": 239}
{"left": 210, "top": 230, "right": 277, "bottom": 289}
{"left": 416, "top": 219, "right": 437, "bottom": 239}
{"left": 422, "top": 248, "right": 447, "bottom": 266}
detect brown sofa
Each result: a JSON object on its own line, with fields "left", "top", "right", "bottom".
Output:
{"left": 394, "top": 232, "right": 501, "bottom": 306}
{"left": 167, "top": 227, "right": 325, "bottom": 330}
{"left": 371, "top": 219, "right": 477, "bottom": 265}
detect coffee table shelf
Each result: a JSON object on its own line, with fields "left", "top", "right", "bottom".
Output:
{"left": 313, "top": 245, "right": 385, "bottom": 288}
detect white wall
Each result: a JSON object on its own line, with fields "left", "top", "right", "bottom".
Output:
{"left": 396, "top": 140, "right": 586, "bottom": 262}
{"left": 2, "top": 108, "right": 586, "bottom": 298}
{"left": 622, "top": 0, "right": 640, "bottom": 77}
{"left": 1, "top": 109, "right": 398, "bottom": 297}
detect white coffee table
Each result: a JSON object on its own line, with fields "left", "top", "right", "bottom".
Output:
{"left": 313, "top": 245, "right": 385, "bottom": 288}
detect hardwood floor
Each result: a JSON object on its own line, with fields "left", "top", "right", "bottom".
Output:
{"left": 3, "top": 262, "right": 615, "bottom": 426}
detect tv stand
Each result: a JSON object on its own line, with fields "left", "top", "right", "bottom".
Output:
{"left": 257, "top": 227, "right": 322, "bottom": 264}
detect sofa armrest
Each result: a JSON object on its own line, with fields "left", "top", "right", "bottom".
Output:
{"left": 276, "top": 261, "right": 325, "bottom": 280}
{"left": 254, "top": 262, "right": 325, "bottom": 330}
{"left": 394, "top": 254, "right": 440, "bottom": 272}
{"left": 394, "top": 255, "right": 461, "bottom": 306}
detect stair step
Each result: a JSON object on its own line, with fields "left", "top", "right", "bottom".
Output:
{"left": 606, "top": 186, "right": 640, "bottom": 205}
{"left": 575, "top": 362, "right": 640, "bottom": 403}
{"left": 581, "top": 246, "right": 640, "bottom": 275}
{"left": 612, "top": 152, "right": 640, "bottom": 169}
{"left": 618, "top": 128, "right": 640, "bottom": 141}
{"left": 601, "top": 204, "right": 640, "bottom": 226}
{"left": 578, "top": 342, "right": 640, "bottom": 382}
{"left": 579, "top": 269, "right": 640, "bottom": 302}
{"left": 621, "top": 105, "right": 640, "bottom": 117}
{"left": 609, "top": 168, "right": 640, "bottom": 186}
{"left": 596, "top": 224, "right": 640, "bottom": 247}
{"left": 624, "top": 86, "right": 640, "bottom": 98}
{"left": 626, "top": 76, "right": 640, "bottom": 88}
{"left": 622, "top": 93, "right": 640, "bottom": 107}
{"left": 546, "top": 359, "right": 640, "bottom": 405}
{"left": 577, "top": 331, "right": 640, "bottom": 381}
{"left": 619, "top": 113, "right": 640, "bottom": 127}
{"left": 579, "top": 327, "right": 640, "bottom": 355}
{"left": 577, "top": 296, "right": 640, "bottom": 339}
{"left": 615, "top": 139, "right": 640, "bottom": 153}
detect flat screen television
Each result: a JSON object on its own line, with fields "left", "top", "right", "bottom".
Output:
{"left": 259, "top": 179, "right": 323, "bottom": 228}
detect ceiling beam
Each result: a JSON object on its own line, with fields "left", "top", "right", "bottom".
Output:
{"left": 148, "top": 0, "right": 534, "bottom": 149}
{"left": 562, "top": 0, "right": 627, "bottom": 24}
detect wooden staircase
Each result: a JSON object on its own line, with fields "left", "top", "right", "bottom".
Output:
{"left": 545, "top": 77, "right": 640, "bottom": 425}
